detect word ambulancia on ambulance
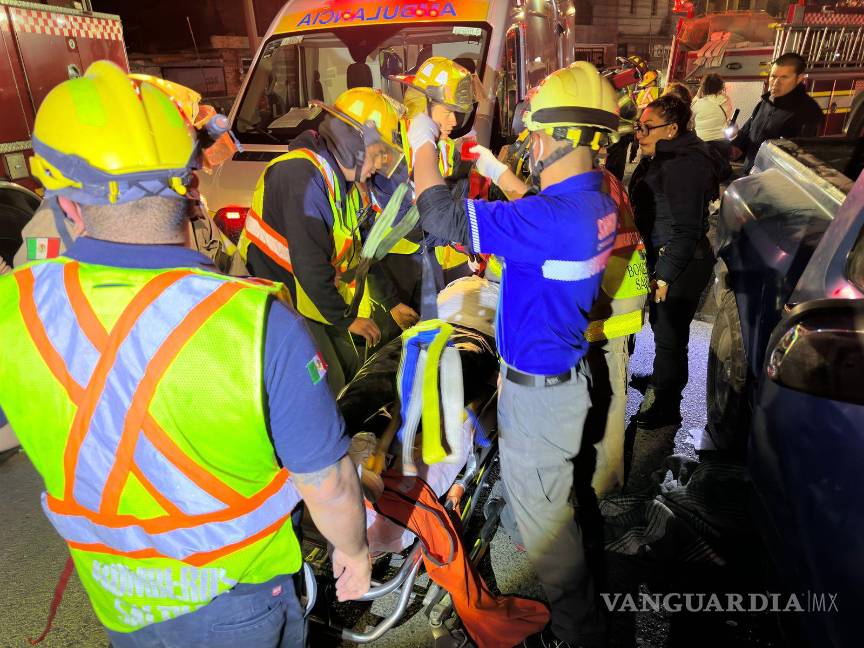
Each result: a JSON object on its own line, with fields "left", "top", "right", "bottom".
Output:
{"left": 297, "top": 3, "right": 459, "bottom": 26}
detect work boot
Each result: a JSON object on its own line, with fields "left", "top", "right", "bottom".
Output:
{"left": 633, "top": 402, "right": 682, "bottom": 430}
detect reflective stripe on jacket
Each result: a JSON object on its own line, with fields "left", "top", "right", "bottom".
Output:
{"left": 636, "top": 86, "right": 660, "bottom": 110}
{"left": 238, "top": 148, "right": 369, "bottom": 323}
{"left": 586, "top": 170, "right": 649, "bottom": 342}
{"left": 0, "top": 258, "right": 302, "bottom": 632}
{"left": 435, "top": 244, "right": 470, "bottom": 270}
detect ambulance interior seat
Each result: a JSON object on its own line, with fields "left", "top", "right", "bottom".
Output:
{"left": 453, "top": 57, "right": 476, "bottom": 73}
{"left": 347, "top": 62, "right": 374, "bottom": 89}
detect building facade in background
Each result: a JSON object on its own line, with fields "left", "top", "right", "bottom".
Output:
{"left": 94, "top": 0, "right": 286, "bottom": 108}
{"left": 92, "top": 0, "right": 827, "bottom": 103}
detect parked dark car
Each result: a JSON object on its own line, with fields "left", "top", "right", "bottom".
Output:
{"left": 708, "top": 137, "right": 864, "bottom": 648}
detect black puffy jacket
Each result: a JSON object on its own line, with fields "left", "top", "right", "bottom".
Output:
{"left": 733, "top": 84, "right": 824, "bottom": 173}
{"left": 628, "top": 131, "right": 730, "bottom": 283}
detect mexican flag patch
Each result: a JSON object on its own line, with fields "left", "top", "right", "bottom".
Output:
{"left": 26, "top": 237, "right": 61, "bottom": 261}
{"left": 306, "top": 352, "right": 328, "bottom": 385}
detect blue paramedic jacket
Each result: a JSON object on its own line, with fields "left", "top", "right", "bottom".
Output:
{"left": 417, "top": 170, "right": 617, "bottom": 374}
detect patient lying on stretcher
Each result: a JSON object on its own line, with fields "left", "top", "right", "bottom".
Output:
{"left": 322, "top": 277, "right": 550, "bottom": 647}
{"left": 338, "top": 275, "right": 500, "bottom": 553}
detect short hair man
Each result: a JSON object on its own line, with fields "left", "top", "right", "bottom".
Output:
{"left": 732, "top": 52, "right": 824, "bottom": 173}
{"left": 0, "top": 61, "right": 370, "bottom": 647}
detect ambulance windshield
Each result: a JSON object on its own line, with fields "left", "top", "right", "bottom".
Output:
{"left": 234, "top": 23, "right": 488, "bottom": 144}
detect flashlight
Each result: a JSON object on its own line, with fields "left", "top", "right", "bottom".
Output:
{"left": 724, "top": 108, "right": 741, "bottom": 140}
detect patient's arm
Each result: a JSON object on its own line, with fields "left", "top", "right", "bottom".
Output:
{"left": 294, "top": 455, "right": 370, "bottom": 601}
{"left": 368, "top": 405, "right": 401, "bottom": 474}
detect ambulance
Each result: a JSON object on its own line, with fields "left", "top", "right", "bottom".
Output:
{"left": 202, "top": 0, "right": 581, "bottom": 238}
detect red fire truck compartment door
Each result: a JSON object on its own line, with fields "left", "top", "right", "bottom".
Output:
{"left": 690, "top": 31, "right": 731, "bottom": 76}
{"left": 8, "top": 6, "right": 126, "bottom": 111}
{"left": 0, "top": 6, "right": 32, "bottom": 143}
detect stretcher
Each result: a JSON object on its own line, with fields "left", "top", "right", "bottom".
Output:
{"left": 302, "top": 321, "right": 506, "bottom": 644}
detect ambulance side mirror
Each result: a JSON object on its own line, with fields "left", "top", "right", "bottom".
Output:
{"left": 511, "top": 100, "right": 528, "bottom": 135}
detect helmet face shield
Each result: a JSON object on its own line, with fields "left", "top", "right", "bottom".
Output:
{"left": 315, "top": 100, "right": 405, "bottom": 179}
{"left": 427, "top": 74, "right": 475, "bottom": 113}
{"left": 311, "top": 88, "right": 405, "bottom": 178}
{"left": 367, "top": 140, "right": 405, "bottom": 179}
{"left": 359, "top": 122, "right": 403, "bottom": 178}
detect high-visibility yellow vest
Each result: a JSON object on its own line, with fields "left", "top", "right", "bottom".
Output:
{"left": 435, "top": 245, "right": 470, "bottom": 270}
{"left": 636, "top": 85, "right": 660, "bottom": 110}
{"left": 0, "top": 258, "right": 302, "bottom": 633}
{"left": 238, "top": 148, "right": 370, "bottom": 323}
{"left": 618, "top": 92, "right": 637, "bottom": 135}
{"left": 400, "top": 120, "right": 457, "bottom": 179}
{"left": 506, "top": 129, "right": 531, "bottom": 179}
{"left": 486, "top": 254, "right": 503, "bottom": 282}
{"left": 586, "top": 170, "right": 649, "bottom": 342}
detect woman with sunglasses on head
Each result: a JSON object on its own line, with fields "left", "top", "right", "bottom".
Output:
{"left": 628, "top": 95, "right": 730, "bottom": 429}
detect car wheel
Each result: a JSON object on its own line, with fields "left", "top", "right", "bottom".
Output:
{"left": 707, "top": 287, "right": 751, "bottom": 453}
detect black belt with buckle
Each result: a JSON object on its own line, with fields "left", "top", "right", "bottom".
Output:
{"left": 503, "top": 365, "right": 575, "bottom": 388}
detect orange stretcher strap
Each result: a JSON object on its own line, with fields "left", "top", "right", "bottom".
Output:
{"left": 373, "top": 472, "right": 549, "bottom": 648}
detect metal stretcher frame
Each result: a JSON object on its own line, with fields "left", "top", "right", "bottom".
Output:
{"left": 307, "top": 393, "right": 501, "bottom": 644}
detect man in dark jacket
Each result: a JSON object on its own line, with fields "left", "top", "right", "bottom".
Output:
{"left": 732, "top": 52, "right": 823, "bottom": 173}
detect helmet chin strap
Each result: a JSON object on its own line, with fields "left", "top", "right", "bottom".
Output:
{"left": 354, "top": 160, "right": 365, "bottom": 183}
{"left": 529, "top": 137, "right": 575, "bottom": 187}
{"left": 425, "top": 102, "right": 444, "bottom": 139}
{"left": 528, "top": 127, "right": 609, "bottom": 187}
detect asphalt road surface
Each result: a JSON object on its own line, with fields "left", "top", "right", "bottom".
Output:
{"left": 1, "top": 320, "right": 785, "bottom": 648}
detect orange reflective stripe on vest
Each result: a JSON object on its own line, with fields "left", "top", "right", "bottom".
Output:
{"left": 243, "top": 208, "right": 294, "bottom": 273}
{"left": 14, "top": 261, "right": 299, "bottom": 564}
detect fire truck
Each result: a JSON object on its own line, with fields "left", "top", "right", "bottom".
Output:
{"left": 0, "top": 0, "right": 127, "bottom": 266}
{"left": 666, "top": 0, "right": 864, "bottom": 136}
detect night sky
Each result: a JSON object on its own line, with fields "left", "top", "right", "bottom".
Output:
{"left": 93, "top": 0, "right": 286, "bottom": 53}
